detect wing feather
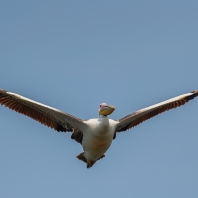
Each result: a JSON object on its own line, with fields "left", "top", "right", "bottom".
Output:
{"left": 0, "top": 89, "right": 84, "bottom": 132}
{"left": 116, "top": 90, "right": 198, "bottom": 132}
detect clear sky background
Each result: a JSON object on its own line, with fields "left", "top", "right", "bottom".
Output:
{"left": 0, "top": 1, "right": 198, "bottom": 198}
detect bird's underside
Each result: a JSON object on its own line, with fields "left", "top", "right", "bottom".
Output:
{"left": 0, "top": 88, "right": 198, "bottom": 168}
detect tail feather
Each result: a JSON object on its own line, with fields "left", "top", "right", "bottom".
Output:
{"left": 76, "top": 152, "right": 105, "bottom": 168}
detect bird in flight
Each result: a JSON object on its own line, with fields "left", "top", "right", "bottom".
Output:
{"left": 0, "top": 88, "right": 197, "bottom": 168}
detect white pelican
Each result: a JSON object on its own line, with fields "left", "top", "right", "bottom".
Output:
{"left": 0, "top": 88, "right": 197, "bottom": 168}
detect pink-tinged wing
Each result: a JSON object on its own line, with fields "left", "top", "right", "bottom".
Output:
{"left": 0, "top": 89, "right": 84, "bottom": 132}
{"left": 116, "top": 90, "right": 198, "bottom": 132}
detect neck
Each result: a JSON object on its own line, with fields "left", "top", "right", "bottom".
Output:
{"left": 98, "top": 115, "right": 109, "bottom": 134}
{"left": 99, "top": 115, "right": 109, "bottom": 123}
{"left": 99, "top": 115, "right": 108, "bottom": 119}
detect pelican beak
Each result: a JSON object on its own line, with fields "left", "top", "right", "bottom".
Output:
{"left": 99, "top": 104, "right": 116, "bottom": 116}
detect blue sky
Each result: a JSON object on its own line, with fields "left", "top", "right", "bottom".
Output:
{"left": 0, "top": 1, "right": 198, "bottom": 197}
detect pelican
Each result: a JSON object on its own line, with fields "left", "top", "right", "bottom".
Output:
{"left": 0, "top": 88, "right": 198, "bottom": 168}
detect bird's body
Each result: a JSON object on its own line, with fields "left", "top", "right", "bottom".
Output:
{"left": 81, "top": 117, "right": 118, "bottom": 167}
{"left": 0, "top": 88, "right": 198, "bottom": 168}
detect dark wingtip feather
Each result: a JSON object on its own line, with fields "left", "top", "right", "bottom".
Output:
{"left": 186, "top": 90, "right": 198, "bottom": 100}
{"left": 0, "top": 89, "right": 6, "bottom": 96}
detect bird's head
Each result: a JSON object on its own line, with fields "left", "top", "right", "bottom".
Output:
{"left": 98, "top": 103, "right": 116, "bottom": 116}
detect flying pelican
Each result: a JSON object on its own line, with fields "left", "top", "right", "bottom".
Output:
{"left": 0, "top": 88, "right": 197, "bottom": 168}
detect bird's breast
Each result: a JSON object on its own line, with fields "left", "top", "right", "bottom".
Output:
{"left": 82, "top": 118, "right": 115, "bottom": 160}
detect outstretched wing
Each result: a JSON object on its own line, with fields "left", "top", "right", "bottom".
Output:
{"left": 116, "top": 90, "right": 198, "bottom": 132}
{"left": 0, "top": 89, "right": 85, "bottom": 132}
